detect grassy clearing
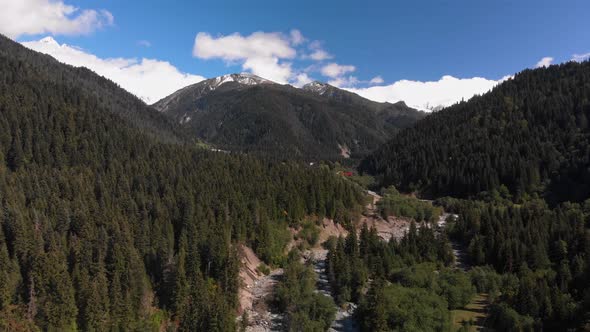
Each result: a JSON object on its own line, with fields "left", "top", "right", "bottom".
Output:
{"left": 451, "top": 293, "right": 489, "bottom": 331}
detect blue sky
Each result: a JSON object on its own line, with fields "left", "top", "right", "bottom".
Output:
{"left": 3, "top": 0, "right": 590, "bottom": 107}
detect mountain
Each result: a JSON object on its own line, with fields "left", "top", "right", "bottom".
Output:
{"left": 0, "top": 35, "right": 188, "bottom": 145}
{"left": 303, "top": 80, "right": 405, "bottom": 111}
{"left": 154, "top": 73, "right": 273, "bottom": 114}
{"left": 0, "top": 35, "right": 366, "bottom": 330}
{"left": 360, "top": 61, "right": 590, "bottom": 203}
{"left": 302, "top": 80, "right": 423, "bottom": 128}
{"left": 153, "top": 74, "right": 426, "bottom": 160}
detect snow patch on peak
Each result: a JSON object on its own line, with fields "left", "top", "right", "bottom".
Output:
{"left": 208, "top": 73, "right": 273, "bottom": 91}
{"left": 154, "top": 73, "right": 276, "bottom": 112}
{"left": 39, "top": 36, "right": 59, "bottom": 45}
{"left": 302, "top": 81, "right": 330, "bottom": 95}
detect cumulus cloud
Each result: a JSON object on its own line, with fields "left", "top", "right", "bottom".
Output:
{"left": 572, "top": 52, "right": 590, "bottom": 62}
{"left": 369, "top": 76, "right": 384, "bottom": 84}
{"left": 22, "top": 37, "right": 205, "bottom": 104}
{"left": 193, "top": 32, "right": 295, "bottom": 60}
{"left": 319, "top": 63, "right": 357, "bottom": 87}
{"left": 348, "top": 75, "right": 507, "bottom": 111}
{"left": 290, "top": 29, "right": 305, "bottom": 45}
{"left": 309, "top": 49, "right": 332, "bottom": 61}
{"left": 191, "top": 30, "right": 347, "bottom": 84}
{"left": 321, "top": 63, "right": 356, "bottom": 78}
{"left": 328, "top": 76, "right": 360, "bottom": 88}
{"left": 293, "top": 73, "right": 313, "bottom": 87}
{"left": 304, "top": 40, "right": 332, "bottom": 61}
{"left": 193, "top": 31, "right": 296, "bottom": 83}
{"left": 0, "top": 0, "right": 113, "bottom": 39}
{"left": 189, "top": 29, "right": 509, "bottom": 109}
{"left": 535, "top": 56, "right": 554, "bottom": 68}
{"left": 243, "top": 57, "right": 293, "bottom": 84}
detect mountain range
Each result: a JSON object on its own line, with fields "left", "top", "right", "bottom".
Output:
{"left": 153, "top": 73, "right": 426, "bottom": 160}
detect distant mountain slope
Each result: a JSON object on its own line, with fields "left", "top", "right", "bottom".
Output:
{"left": 303, "top": 80, "right": 406, "bottom": 111}
{"left": 0, "top": 34, "right": 188, "bottom": 144}
{"left": 154, "top": 74, "right": 426, "bottom": 160}
{"left": 302, "top": 81, "right": 423, "bottom": 128}
{"left": 360, "top": 61, "right": 590, "bottom": 203}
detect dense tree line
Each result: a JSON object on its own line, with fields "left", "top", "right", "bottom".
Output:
{"left": 361, "top": 61, "right": 590, "bottom": 204}
{"left": 325, "top": 222, "right": 462, "bottom": 331}
{"left": 0, "top": 35, "right": 188, "bottom": 145}
{"left": 274, "top": 252, "right": 336, "bottom": 331}
{"left": 359, "top": 61, "right": 590, "bottom": 330}
{"left": 440, "top": 197, "right": 590, "bottom": 330}
{"left": 356, "top": 279, "right": 452, "bottom": 332}
{"left": 0, "top": 35, "right": 366, "bottom": 330}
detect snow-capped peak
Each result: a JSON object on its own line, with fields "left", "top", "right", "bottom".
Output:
{"left": 207, "top": 73, "right": 273, "bottom": 90}
{"left": 39, "top": 36, "right": 59, "bottom": 46}
{"left": 302, "top": 81, "right": 330, "bottom": 95}
{"left": 154, "top": 73, "right": 276, "bottom": 111}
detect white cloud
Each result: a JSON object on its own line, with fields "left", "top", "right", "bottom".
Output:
{"left": 348, "top": 75, "right": 505, "bottom": 111}
{"left": 290, "top": 29, "right": 305, "bottom": 46}
{"left": 243, "top": 57, "right": 293, "bottom": 84}
{"left": 572, "top": 52, "right": 590, "bottom": 62}
{"left": 535, "top": 56, "right": 553, "bottom": 68}
{"left": 309, "top": 49, "right": 332, "bottom": 61}
{"left": 328, "top": 76, "right": 360, "bottom": 88}
{"left": 22, "top": 37, "right": 205, "bottom": 104}
{"left": 193, "top": 31, "right": 295, "bottom": 60}
{"left": 293, "top": 73, "right": 313, "bottom": 87}
{"left": 369, "top": 76, "right": 384, "bottom": 84}
{"left": 193, "top": 31, "right": 296, "bottom": 83}
{"left": 304, "top": 40, "right": 332, "bottom": 61}
{"left": 0, "top": 0, "right": 113, "bottom": 39}
{"left": 308, "top": 40, "right": 322, "bottom": 50}
{"left": 320, "top": 63, "right": 357, "bottom": 87}
{"left": 321, "top": 63, "right": 356, "bottom": 78}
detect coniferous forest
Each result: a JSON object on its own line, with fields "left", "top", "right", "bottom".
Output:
{"left": 360, "top": 61, "right": 590, "bottom": 204}
{"left": 359, "top": 61, "right": 590, "bottom": 330}
{"left": 0, "top": 35, "right": 365, "bottom": 330}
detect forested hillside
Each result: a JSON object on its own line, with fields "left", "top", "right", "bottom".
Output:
{"left": 0, "top": 35, "right": 188, "bottom": 145}
{"left": 360, "top": 61, "right": 590, "bottom": 203}
{"left": 0, "top": 35, "right": 366, "bottom": 330}
{"left": 358, "top": 62, "right": 590, "bottom": 330}
{"left": 439, "top": 196, "right": 590, "bottom": 330}
{"left": 154, "top": 76, "right": 425, "bottom": 161}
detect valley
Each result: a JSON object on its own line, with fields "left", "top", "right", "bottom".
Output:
{"left": 237, "top": 187, "right": 473, "bottom": 331}
{"left": 0, "top": 8, "right": 589, "bottom": 330}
